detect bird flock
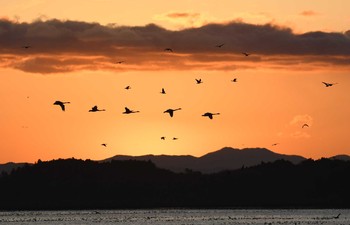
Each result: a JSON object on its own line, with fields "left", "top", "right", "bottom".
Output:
{"left": 43, "top": 45, "right": 338, "bottom": 148}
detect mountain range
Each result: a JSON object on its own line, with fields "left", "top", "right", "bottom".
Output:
{"left": 1, "top": 147, "right": 349, "bottom": 174}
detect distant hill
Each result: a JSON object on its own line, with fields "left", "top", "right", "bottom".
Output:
{"left": 330, "top": 154, "right": 350, "bottom": 161}
{"left": 104, "top": 147, "right": 306, "bottom": 173}
{"left": 0, "top": 162, "right": 30, "bottom": 174}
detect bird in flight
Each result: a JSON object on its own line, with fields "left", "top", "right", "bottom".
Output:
{"left": 21, "top": 45, "right": 31, "bottom": 49}
{"left": 164, "top": 108, "right": 182, "bottom": 117}
{"left": 89, "top": 105, "right": 106, "bottom": 112}
{"left": 173, "top": 137, "right": 178, "bottom": 140}
{"left": 322, "top": 82, "right": 338, "bottom": 87}
{"left": 115, "top": 61, "right": 124, "bottom": 64}
{"left": 53, "top": 101, "right": 70, "bottom": 111}
{"left": 231, "top": 78, "right": 237, "bottom": 82}
{"left": 101, "top": 143, "right": 107, "bottom": 147}
{"left": 164, "top": 48, "right": 173, "bottom": 52}
{"left": 272, "top": 143, "right": 279, "bottom": 146}
{"left": 302, "top": 124, "right": 309, "bottom": 128}
{"left": 123, "top": 107, "right": 140, "bottom": 114}
{"left": 161, "top": 136, "right": 166, "bottom": 140}
{"left": 215, "top": 43, "right": 225, "bottom": 48}
{"left": 125, "top": 86, "right": 131, "bottom": 90}
{"left": 242, "top": 52, "right": 250, "bottom": 56}
{"left": 160, "top": 88, "right": 166, "bottom": 94}
{"left": 195, "top": 79, "right": 203, "bottom": 84}
{"left": 202, "top": 112, "right": 220, "bottom": 120}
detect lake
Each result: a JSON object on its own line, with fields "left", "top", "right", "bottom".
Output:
{"left": 0, "top": 209, "right": 348, "bottom": 224}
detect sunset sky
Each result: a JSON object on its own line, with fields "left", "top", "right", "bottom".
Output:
{"left": 1, "top": 0, "right": 350, "bottom": 163}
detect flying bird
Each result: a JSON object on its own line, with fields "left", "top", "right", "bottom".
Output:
{"left": 161, "top": 136, "right": 166, "bottom": 140}
{"left": 202, "top": 112, "right": 220, "bottom": 120}
{"left": 164, "top": 108, "right": 182, "bottom": 117}
{"left": 21, "top": 45, "right": 31, "bottom": 49}
{"left": 160, "top": 88, "right": 166, "bottom": 94}
{"left": 53, "top": 101, "right": 70, "bottom": 111}
{"left": 164, "top": 48, "right": 173, "bottom": 52}
{"left": 101, "top": 143, "right": 107, "bottom": 147}
{"left": 242, "top": 52, "right": 250, "bottom": 56}
{"left": 125, "top": 86, "right": 131, "bottom": 90}
{"left": 89, "top": 105, "right": 106, "bottom": 112}
{"left": 231, "top": 78, "right": 237, "bottom": 82}
{"left": 272, "top": 143, "right": 279, "bottom": 146}
{"left": 322, "top": 82, "right": 338, "bottom": 87}
{"left": 215, "top": 43, "right": 225, "bottom": 48}
{"left": 334, "top": 213, "right": 341, "bottom": 219}
{"left": 302, "top": 124, "right": 309, "bottom": 128}
{"left": 172, "top": 137, "right": 178, "bottom": 140}
{"left": 123, "top": 107, "right": 140, "bottom": 114}
{"left": 115, "top": 61, "right": 124, "bottom": 64}
{"left": 195, "top": 79, "right": 203, "bottom": 84}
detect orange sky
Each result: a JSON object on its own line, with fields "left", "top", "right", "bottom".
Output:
{"left": 1, "top": 0, "right": 350, "bottom": 163}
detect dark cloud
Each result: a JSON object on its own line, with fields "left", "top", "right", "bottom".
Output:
{"left": 1, "top": 19, "right": 350, "bottom": 73}
{"left": 166, "top": 12, "right": 200, "bottom": 19}
{"left": 300, "top": 10, "right": 319, "bottom": 16}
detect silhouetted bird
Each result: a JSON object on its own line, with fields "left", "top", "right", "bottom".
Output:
{"left": 101, "top": 143, "right": 107, "bottom": 147}
{"left": 322, "top": 82, "right": 337, "bottom": 87}
{"left": 161, "top": 136, "right": 166, "bottom": 140}
{"left": 215, "top": 43, "right": 225, "bottom": 48}
{"left": 195, "top": 79, "right": 203, "bottom": 84}
{"left": 272, "top": 143, "right": 279, "bottom": 146}
{"left": 202, "top": 112, "right": 220, "bottom": 119}
{"left": 89, "top": 105, "right": 106, "bottom": 112}
{"left": 21, "top": 45, "right": 31, "bottom": 49}
{"left": 173, "top": 137, "right": 178, "bottom": 140}
{"left": 164, "top": 48, "right": 173, "bottom": 52}
{"left": 334, "top": 213, "right": 341, "bottom": 219}
{"left": 302, "top": 123, "right": 309, "bottom": 128}
{"left": 125, "top": 86, "right": 131, "bottom": 90}
{"left": 53, "top": 101, "right": 70, "bottom": 111}
{"left": 160, "top": 88, "right": 166, "bottom": 94}
{"left": 123, "top": 107, "right": 139, "bottom": 114}
{"left": 116, "top": 61, "right": 124, "bottom": 64}
{"left": 164, "top": 108, "right": 182, "bottom": 117}
{"left": 231, "top": 78, "right": 237, "bottom": 82}
{"left": 242, "top": 52, "right": 250, "bottom": 56}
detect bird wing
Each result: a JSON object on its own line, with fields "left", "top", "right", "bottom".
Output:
{"left": 208, "top": 114, "right": 213, "bottom": 119}
{"left": 59, "top": 104, "right": 65, "bottom": 111}
{"left": 169, "top": 111, "right": 174, "bottom": 117}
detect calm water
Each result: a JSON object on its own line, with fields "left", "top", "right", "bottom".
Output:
{"left": 0, "top": 209, "right": 349, "bottom": 225}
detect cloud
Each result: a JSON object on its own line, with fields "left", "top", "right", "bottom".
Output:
{"left": 300, "top": 10, "right": 319, "bottom": 17}
{"left": 290, "top": 131, "right": 311, "bottom": 139}
{"left": 1, "top": 19, "right": 350, "bottom": 73}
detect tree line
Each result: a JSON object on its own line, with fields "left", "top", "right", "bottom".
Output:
{"left": 0, "top": 158, "right": 349, "bottom": 210}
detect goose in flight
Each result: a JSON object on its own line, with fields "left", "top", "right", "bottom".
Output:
{"left": 164, "top": 48, "right": 173, "bottom": 52}
{"left": 195, "top": 79, "right": 203, "bottom": 84}
{"left": 202, "top": 112, "right": 220, "bottom": 119}
{"left": 21, "top": 45, "right": 31, "bottom": 49}
{"left": 125, "top": 86, "right": 131, "bottom": 90}
{"left": 101, "top": 143, "right": 107, "bottom": 147}
{"left": 164, "top": 108, "right": 182, "bottom": 117}
{"left": 242, "top": 52, "right": 250, "bottom": 56}
{"left": 123, "top": 107, "right": 140, "bottom": 114}
{"left": 172, "top": 137, "right": 178, "bottom": 140}
{"left": 115, "top": 61, "right": 124, "bottom": 64}
{"left": 161, "top": 136, "right": 166, "bottom": 140}
{"left": 272, "top": 143, "right": 279, "bottom": 146}
{"left": 53, "top": 101, "right": 70, "bottom": 111}
{"left": 160, "top": 88, "right": 166, "bottom": 94}
{"left": 302, "top": 123, "right": 309, "bottom": 128}
{"left": 334, "top": 213, "right": 341, "bottom": 219}
{"left": 231, "top": 78, "right": 237, "bottom": 82}
{"left": 215, "top": 43, "right": 225, "bottom": 48}
{"left": 322, "top": 82, "right": 337, "bottom": 87}
{"left": 89, "top": 105, "right": 106, "bottom": 112}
